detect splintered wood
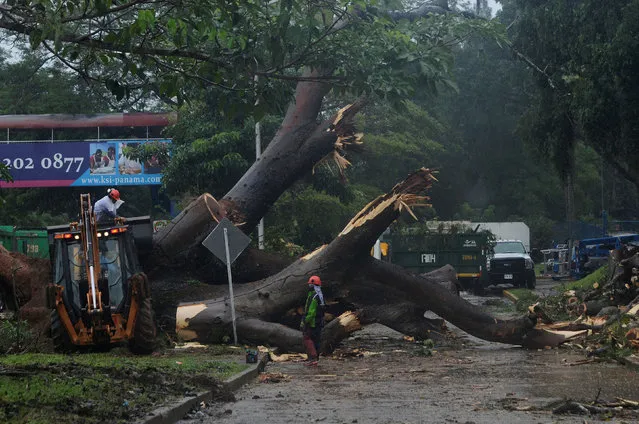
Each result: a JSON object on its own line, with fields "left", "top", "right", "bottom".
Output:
{"left": 339, "top": 168, "right": 437, "bottom": 235}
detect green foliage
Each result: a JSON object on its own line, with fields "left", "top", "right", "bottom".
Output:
{"left": 564, "top": 265, "right": 608, "bottom": 291}
{"left": 506, "top": 289, "right": 540, "bottom": 313}
{"left": 159, "top": 102, "right": 281, "bottom": 198}
{"left": 351, "top": 100, "right": 445, "bottom": 192}
{"left": 0, "top": 320, "right": 34, "bottom": 354}
{"left": 0, "top": 52, "right": 119, "bottom": 116}
{"left": 0, "top": 0, "right": 505, "bottom": 113}
{"left": 453, "top": 203, "right": 496, "bottom": 221}
{"left": 0, "top": 164, "right": 12, "bottom": 183}
{"left": 162, "top": 132, "right": 250, "bottom": 197}
{"left": 122, "top": 141, "right": 171, "bottom": 168}
{"left": 265, "top": 186, "right": 354, "bottom": 251}
{"left": 506, "top": 0, "right": 639, "bottom": 189}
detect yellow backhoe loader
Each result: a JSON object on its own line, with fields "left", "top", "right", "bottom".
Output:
{"left": 45, "top": 194, "right": 156, "bottom": 352}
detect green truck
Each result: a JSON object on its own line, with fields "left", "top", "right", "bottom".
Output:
{"left": 1, "top": 220, "right": 164, "bottom": 260}
{"left": 0, "top": 226, "right": 50, "bottom": 259}
{"left": 382, "top": 231, "right": 492, "bottom": 294}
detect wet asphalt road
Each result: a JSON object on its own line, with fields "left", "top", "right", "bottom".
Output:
{"left": 479, "top": 276, "right": 559, "bottom": 299}
{"left": 177, "top": 278, "right": 639, "bottom": 424}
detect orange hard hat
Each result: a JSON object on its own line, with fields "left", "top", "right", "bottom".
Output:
{"left": 308, "top": 275, "right": 321, "bottom": 286}
{"left": 107, "top": 188, "right": 120, "bottom": 200}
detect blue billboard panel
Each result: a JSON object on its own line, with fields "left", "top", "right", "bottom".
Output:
{"left": 0, "top": 139, "right": 170, "bottom": 188}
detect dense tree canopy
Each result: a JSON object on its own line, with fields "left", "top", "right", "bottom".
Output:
{"left": 505, "top": 0, "right": 639, "bottom": 190}
{"left": 0, "top": 0, "right": 500, "bottom": 110}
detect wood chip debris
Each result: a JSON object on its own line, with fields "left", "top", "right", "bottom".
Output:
{"left": 259, "top": 372, "right": 291, "bottom": 384}
{"left": 268, "top": 352, "right": 307, "bottom": 362}
{"left": 336, "top": 348, "right": 382, "bottom": 358}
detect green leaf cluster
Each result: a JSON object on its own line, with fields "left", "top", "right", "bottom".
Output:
{"left": 122, "top": 141, "right": 171, "bottom": 168}
{"left": 0, "top": 164, "right": 12, "bottom": 184}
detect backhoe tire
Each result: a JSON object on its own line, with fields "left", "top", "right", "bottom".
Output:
{"left": 50, "top": 310, "right": 73, "bottom": 353}
{"left": 129, "top": 298, "right": 156, "bottom": 354}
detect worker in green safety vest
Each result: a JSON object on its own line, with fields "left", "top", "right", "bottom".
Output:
{"left": 300, "top": 275, "right": 325, "bottom": 366}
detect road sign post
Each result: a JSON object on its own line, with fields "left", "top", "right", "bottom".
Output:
{"left": 202, "top": 217, "right": 251, "bottom": 345}
{"left": 223, "top": 228, "right": 238, "bottom": 345}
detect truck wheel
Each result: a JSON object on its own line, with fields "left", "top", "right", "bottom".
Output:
{"left": 472, "top": 279, "right": 485, "bottom": 296}
{"left": 129, "top": 298, "right": 157, "bottom": 354}
{"left": 526, "top": 273, "right": 537, "bottom": 290}
{"left": 50, "top": 310, "right": 73, "bottom": 352}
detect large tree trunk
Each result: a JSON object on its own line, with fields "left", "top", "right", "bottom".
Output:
{"left": 152, "top": 68, "right": 364, "bottom": 266}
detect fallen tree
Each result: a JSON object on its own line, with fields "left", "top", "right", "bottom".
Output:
{"left": 172, "top": 169, "right": 573, "bottom": 351}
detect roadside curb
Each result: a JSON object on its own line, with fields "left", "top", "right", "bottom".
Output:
{"left": 619, "top": 355, "right": 639, "bottom": 371}
{"left": 502, "top": 289, "right": 519, "bottom": 303}
{"left": 139, "top": 352, "right": 269, "bottom": 424}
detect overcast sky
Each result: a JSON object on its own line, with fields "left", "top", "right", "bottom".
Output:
{"left": 487, "top": 0, "right": 502, "bottom": 14}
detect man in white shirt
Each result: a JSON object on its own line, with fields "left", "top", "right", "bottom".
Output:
{"left": 94, "top": 188, "right": 124, "bottom": 223}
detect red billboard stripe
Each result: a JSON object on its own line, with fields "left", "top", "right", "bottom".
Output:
{"left": 0, "top": 112, "right": 177, "bottom": 129}
{"left": 0, "top": 180, "right": 75, "bottom": 188}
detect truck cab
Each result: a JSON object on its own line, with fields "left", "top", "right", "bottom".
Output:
{"left": 487, "top": 240, "right": 536, "bottom": 289}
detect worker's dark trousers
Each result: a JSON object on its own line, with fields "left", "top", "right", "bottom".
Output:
{"left": 303, "top": 326, "right": 322, "bottom": 360}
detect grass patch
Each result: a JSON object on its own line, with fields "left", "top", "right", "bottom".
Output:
{"left": 562, "top": 265, "right": 608, "bottom": 291}
{"left": 0, "top": 348, "right": 249, "bottom": 424}
{"left": 502, "top": 288, "right": 540, "bottom": 313}
{"left": 481, "top": 298, "right": 517, "bottom": 316}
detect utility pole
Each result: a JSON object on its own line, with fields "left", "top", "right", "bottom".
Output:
{"left": 254, "top": 75, "right": 264, "bottom": 249}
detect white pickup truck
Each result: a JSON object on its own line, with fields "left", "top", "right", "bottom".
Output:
{"left": 487, "top": 240, "right": 536, "bottom": 289}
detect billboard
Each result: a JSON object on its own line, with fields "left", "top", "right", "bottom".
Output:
{"left": 0, "top": 139, "right": 170, "bottom": 188}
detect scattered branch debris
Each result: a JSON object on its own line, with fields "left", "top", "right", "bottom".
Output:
{"left": 517, "top": 243, "right": 639, "bottom": 361}
{"left": 553, "top": 398, "right": 639, "bottom": 418}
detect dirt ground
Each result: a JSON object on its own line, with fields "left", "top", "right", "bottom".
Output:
{"left": 179, "top": 280, "right": 639, "bottom": 424}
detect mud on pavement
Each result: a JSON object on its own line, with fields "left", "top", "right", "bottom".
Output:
{"left": 179, "top": 294, "right": 639, "bottom": 424}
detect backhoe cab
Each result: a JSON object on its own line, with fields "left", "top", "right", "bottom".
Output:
{"left": 46, "top": 193, "right": 156, "bottom": 353}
